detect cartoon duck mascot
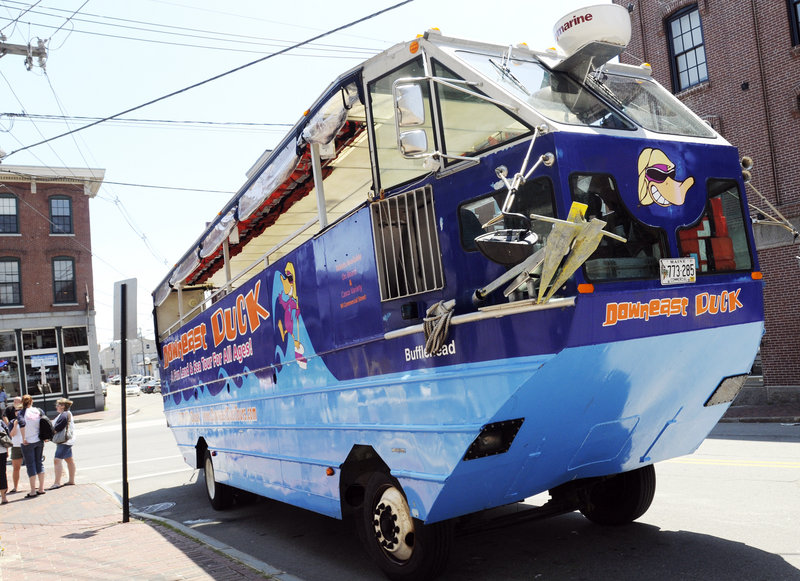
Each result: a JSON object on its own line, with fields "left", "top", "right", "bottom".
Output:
{"left": 277, "top": 262, "right": 307, "bottom": 369}
{"left": 638, "top": 148, "right": 695, "bottom": 207}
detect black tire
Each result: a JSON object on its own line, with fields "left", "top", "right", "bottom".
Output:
{"left": 359, "top": 472, "right": 452, "bottom": 581}
{"left": 204, "top": 450, "right": 233, "bottom": 510}
{"left": 580, "top": 464, "right": 656, "bottom": 526}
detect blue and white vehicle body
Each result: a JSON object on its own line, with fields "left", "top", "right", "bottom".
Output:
{"left": 153, "top": 5, "right": 763, "bottom": 579}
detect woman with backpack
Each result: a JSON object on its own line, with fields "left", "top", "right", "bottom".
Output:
{"left": 18, "top": 394, "right": 47, "bottom": 497}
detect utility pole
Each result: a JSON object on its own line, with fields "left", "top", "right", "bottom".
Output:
{"left": 0, "top": 37, "right": 47, "bottom": 70}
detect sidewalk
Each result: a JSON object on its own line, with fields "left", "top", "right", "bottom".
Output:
{"left": 0, "top": 480, "right": 310, "bottom": 580}
{"left": 0, "top": 482, "right": 301, "bottom": 580}
{"left": 720, "top": 402, "right": 800, "bottom": 423}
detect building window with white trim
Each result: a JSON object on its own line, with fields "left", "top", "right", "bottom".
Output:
{"left": 50, "top": 195, "right": 73, "bottom": 234}
{"left": 668, "top": 6, "right": 708, "bottom": 92}
{"left": 0, "top": 194, "right": 19, "bottom": 234}
{"left": 53, "top": 257, "right": 76, "bottom": 304}
{"left": 0, "top": 258, "right": 21, "bottom": 305}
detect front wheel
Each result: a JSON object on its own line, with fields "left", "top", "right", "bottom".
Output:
{"left": 580, "top": 464, "right": 656, "bottom": 526}
{"left": 360, "top": 472, "right": 452, "bottom": 581}
{"left": 204, "top": 450, "right": 233, "bottom": 510}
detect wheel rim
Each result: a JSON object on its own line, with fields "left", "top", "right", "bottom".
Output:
{"left": 205, "top": 455, "right": 216, "bottom": 499}
{"left": 372, "top": 485, "right": 415, "bottom": 562}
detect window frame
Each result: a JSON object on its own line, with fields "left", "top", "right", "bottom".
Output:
{"left": 677, "top": 179, "right": 753, "bottom": 275}
{"left": 430, "top": 58, "right": 533, "bottom": 166}
{"left": 52, "top": 256, "right": 77, "bottom": 304}
{"left": 666, "top": 5, "right": 709, "bottom": 92}
{"left": 0, "top": 193, "right": 19, "bottom": 234}
{"left": 569, "top": 172, "right": 668, "bottom": 282}
{"left": 367, "top": 56, "right": 438, "bottom": 193}
{"left": 789, "top": 0, "right": 800, "bottom": 46}
{"left": 0, "top": 257, "right": 22, "bottom": 306}
{"left": 49, "top": 195, "right": 74, "bottom": 234}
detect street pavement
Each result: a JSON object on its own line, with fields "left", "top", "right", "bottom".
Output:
{"left": 1, "top": 396, "right": 796, "bottom": 581}
{"left": 0, "top": 403, "right": 302, "bottom": 581}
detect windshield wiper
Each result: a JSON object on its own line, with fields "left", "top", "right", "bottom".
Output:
{"left": 489, "top": 57, "right": 531, "bottom": 97}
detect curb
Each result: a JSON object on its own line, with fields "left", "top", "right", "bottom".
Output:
{"left": 98, "top": 483, "right": 305, "bottom": 581}
{"left": 719, "top": 416, "right": 800, "bottom": 424}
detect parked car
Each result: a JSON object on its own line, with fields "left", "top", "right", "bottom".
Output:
{"left": 125, "top": 383, "right": 141, "bottom": 397}
{"left": 141, "top": 378, "right": 161, "bottom": 393}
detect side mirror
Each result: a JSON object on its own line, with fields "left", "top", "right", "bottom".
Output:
{"left": 395, "top": 83, "right": 426, "bottom": 127}
{"left": 398, "top": 130, "right": 429, "bottom": 157}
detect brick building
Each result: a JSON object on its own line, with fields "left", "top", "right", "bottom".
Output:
{"left": 0, "top": 164, "right": 105, "bottom": 415}
{"left": 613, "top": 0, "right": 800, "bottom": 400}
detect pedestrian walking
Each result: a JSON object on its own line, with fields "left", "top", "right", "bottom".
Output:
{"left": 0, "top": 385, "right": 7, "bottom": 414}
{"left": 18, "top": 394, "right": 46, "bottom": 497}
{"left": 1, "top": 414, "right": 10, "bottom": 504}
{"left": 6, "top": 396, "right": 23, "bottom": 493}
{"left": 49, "top": 398, "right": 76, "bottom": 488}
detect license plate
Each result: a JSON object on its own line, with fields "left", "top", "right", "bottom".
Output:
{"left": 660, "top": 257, "right": 696, "bottom": 285}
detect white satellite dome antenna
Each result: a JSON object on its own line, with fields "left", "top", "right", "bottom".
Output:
{"left": 553, "top": 3, "right": 631, "bottom": 57}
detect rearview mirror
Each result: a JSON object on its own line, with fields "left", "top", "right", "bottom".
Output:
{"left": 398, "top": 130, "right": 429, "bottom": 157}
{"left": 395, "top": 84, "right": 426, "bottom": 127}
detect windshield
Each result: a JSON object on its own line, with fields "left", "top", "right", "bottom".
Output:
{"left": 456, "top": 50, "right": 634, "bottom": 130}
{"left": 586, "top": 70, "right": 716, "bottom": 138}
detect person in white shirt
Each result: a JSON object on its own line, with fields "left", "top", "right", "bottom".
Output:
{"left": 18, "top": 394, "right": 46, "bottom": 497}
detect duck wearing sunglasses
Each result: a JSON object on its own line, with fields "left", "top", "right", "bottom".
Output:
{"left": 637, "top": 147, "right": 695, "bottom": 207}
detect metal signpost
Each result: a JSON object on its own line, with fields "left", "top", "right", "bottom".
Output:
{"left": 113, "top": 279, "right": 137, "bottom": 523}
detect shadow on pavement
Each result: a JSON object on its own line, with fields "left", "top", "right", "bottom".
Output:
{"left": 129, "top": 478, "right": 798, "bottom": 581}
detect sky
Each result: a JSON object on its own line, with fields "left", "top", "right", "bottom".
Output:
{"left": 0, "top": 0, "right": 611, "bottom": 347}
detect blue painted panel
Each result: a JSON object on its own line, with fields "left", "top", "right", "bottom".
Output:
{"left": 159, "top": 130, "right": 763, "bottom": 526}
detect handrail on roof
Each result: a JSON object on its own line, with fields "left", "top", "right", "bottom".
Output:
{"left": 152, "top": 70, "right": 364, "bottom": 301}
{"left": 158, "top": 215, "right": 321, "bottom": 340}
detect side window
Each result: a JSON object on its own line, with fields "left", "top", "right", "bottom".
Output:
{"left": 311, "top": 83, "right": 373, "bottom": 214}
{"left": 431, "top": 60, "right": 530, "bottom": 161}
{"left": 368, "top": 58, "right": 435, "bottom": 191}
{"left": 0, "top": 194, "right": 19, "bottom": 234}
{"left": 459, "top": 177, "right": 556, "bottom": 252}
{"left": 678, "top": 179, "right": 752, "bottom": 274}
{"left": 53, "top": 257, "right": 76, "bottom": 303}
{"left": 570, "top": 174, "right": 667, "bottom": 281}
{"left": 0, "top": 258, "right": 22, "bottom": 305}
{"left": 50, "top": 195, "right": 73, "bottom": 234}
{"left": 371, "top": 185, "right": 444, "bottom": 301}
{"left": 667, "top": 6, "right": 709, "bottom": 92}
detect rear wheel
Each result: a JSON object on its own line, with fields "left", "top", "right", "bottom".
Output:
{"left": 580, "top": 464, "right": 656, "bottom": 526}
{"left": 360, "top": 472, "right": 452, "bottom": 581}
{"left": 204, "top": 450, "right": 233, "bottom": 510}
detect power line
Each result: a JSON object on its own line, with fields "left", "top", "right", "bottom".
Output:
{"left": 1, "top": 0, "right": 389, "bottom": 47}
{"left": 0, "top": 0, "right": 41, "bottom": 33}
{"left": 2, "top": 111, "right": 294, "bottom": 131}
{"left": 0, "top": 17, "right": 379, "bottom": 58}
{"left": 3, "top": 0, "right": 414, "bottom": 160}
{"left": 49, "top": 0, "right": 87, "bottom": 37}
{"left": 0, "top": 10, "right": 382, "bottom": 57}
{"left": 0, "top": 166, "right": 236, "bottom": 194}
